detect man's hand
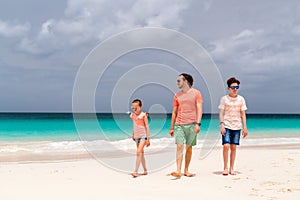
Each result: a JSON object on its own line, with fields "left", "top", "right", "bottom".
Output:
{"left": 194, "top": 124, "right": 200, "bottom": 134}
{"left": 169, "top": 129, "right": 174, "bottom": 137}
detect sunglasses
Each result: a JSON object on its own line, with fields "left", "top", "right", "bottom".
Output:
{"left": 177, "top": 78, "right": 186, "bottom": 83}
{"left": 230, "top": 86, "right": 240, "bottom": 90}
{"left": 132, "top": 107, "right": 138, "bottom": 111}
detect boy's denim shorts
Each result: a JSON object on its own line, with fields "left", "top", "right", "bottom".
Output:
{"left": 222, "top": 128, "right": 241, "bottom": 145}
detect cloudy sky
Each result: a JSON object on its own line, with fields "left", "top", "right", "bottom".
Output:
{"left": 0, "top": 0, "right": 299, "bottom": 113}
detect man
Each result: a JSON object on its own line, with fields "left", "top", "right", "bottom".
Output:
{"left": 169, "top": 73, "right": 203, "bottom": 178}
{"left": 219, "top": 77, "right": 248, "bottom": 175}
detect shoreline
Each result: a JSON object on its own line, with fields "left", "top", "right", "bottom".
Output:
{"left": 1, "top": 142, "right": 300, "bottom": 163}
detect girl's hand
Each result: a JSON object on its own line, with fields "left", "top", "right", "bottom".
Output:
{"left": 146, "top": 140, "right": 150, "bottom": 147}
{"left": 132, "top": 136, "right": 135, "bottom": 141}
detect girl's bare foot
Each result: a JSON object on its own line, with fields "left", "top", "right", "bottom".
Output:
{"left": 142, "top": 171, "right": 148, "bottom": 176}
{"left": 131, "top": 172, "right": 138, "bottom": 178}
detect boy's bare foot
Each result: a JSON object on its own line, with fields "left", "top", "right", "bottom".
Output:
{"left": 222, "top": 169, "right": 229, "bottom": 176}
{"left": 131, "top": 172, "right": 138, "bottom": 178}
{"left": 170, "top": 171, "right": 181, "bottom": 178}
{"left": 184, "top": 172, "right": 195, "bottom": 177}
{"left": 230, "top": 171, "right": 237, "bottom": 175}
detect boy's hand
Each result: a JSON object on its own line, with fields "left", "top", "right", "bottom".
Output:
{"left": 146, "top": 140, "right": 150, "bottom": 147}
{"left": 220, "top": 125, "right": 226, "bottom": 135}
{"left": 169, "top": 129, "right": 174, "bottom": 137}
{"left": 242, "top": 128, "right": 248, "bottom": 138}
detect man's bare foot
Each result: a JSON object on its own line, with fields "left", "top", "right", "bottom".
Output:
{"left": 131, "top": 172, "right": 138, "bottom": 178}
{"left": 170, "top": 171, "right": 181, "bottom": 178}
{"left": 222, "top": 169, "right": 229, "bottom": 176}
{"left": 184, "top": 172, "right": 195, "bottom": 177}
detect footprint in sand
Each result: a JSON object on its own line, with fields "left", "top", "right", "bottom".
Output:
{"left": 249, "top": 188, "right": 260, "bottom": 197}
{"left": 251, "top": 188, "right": 260, "bottom": 192}
{"left": 267, "top": 196, "right": 279, "bottom": 200}
{"left": 287, "top": 158, "right": 295, "bottom": 165}
{"left": 271, "top": 161, "right": 280, "bottom": 167}
{"left": 278, "top": 188, "right": 293, "bottom": 193}
{"left": 260, "top": 181, "right": 284, "bottom": 186}
{"left": 248, "top": 193, "right": 259, "bottom": 197}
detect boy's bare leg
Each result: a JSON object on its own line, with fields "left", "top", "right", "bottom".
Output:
{"left": 171, "top": 143, "right": 184, "bottom": 178}
{"left": 223, "top": 144, "right": 230, "bottom": 175}
{"left": 230, "top": 144, "right": 237, "bottom": 175}
{"left": 184, "top": 145, "right": 194, "bottom": 177}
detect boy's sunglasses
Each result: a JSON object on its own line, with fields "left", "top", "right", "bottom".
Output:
{"left": 132, "top": 108, "right": 138, "bottom": 111}
{"left": 230, "top": 86, "right": 239, "bottom": 90}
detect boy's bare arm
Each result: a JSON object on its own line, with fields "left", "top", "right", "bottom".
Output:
{"left": 219, "top": 109, "right": 226, "bottom": 135}
{"left": 241, "top": 110, "right": 248, "bottom": 137}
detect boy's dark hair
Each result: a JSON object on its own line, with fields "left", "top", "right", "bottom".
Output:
{"left": 227, "top": 77, "right": 240, "bottom": 87}
{"left": 180, "top": 73, "right": 193, "bottom": 87}
{"left": 132, "top": 99, "right": 142, "bottom": 106}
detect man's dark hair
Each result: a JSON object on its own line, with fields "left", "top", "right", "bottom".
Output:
{"left": 132, "top": 99, "right": 142, "bottom": 106}
{"left": 227, "top": 77, "right": 240, "bottom": 87}
{"left": 180, "top": 73, "right": 193, "bottom": 87}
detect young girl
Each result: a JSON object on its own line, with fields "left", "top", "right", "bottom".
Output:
{"left": 130, "top": 99, "right": 150, "bottom": 178}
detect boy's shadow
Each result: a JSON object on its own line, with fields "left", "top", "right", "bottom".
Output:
{"left": 213, "top": 171, "right": 241, "bottom": 175}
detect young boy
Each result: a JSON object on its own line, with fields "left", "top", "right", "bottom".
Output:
{"left": 219, "top": 77, "right": 248, "bottom": 175}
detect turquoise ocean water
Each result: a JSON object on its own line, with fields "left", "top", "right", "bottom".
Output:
{"left": 0, "top": 113, "right": 299, "bottom": 153}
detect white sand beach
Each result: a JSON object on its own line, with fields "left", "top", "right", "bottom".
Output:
{"left": 1, "top": 145, "right": 300, "bottom": 200}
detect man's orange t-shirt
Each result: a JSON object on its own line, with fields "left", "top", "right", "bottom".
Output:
{"left": 173, "top": 88, "right": 203, "bottom": 125}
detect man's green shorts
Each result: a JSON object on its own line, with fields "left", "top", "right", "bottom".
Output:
{"left": 175, "top": 124, "right": 197, "bottom": 146}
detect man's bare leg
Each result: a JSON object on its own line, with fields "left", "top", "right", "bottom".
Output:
{"left": 171, "top": 143, "right": 184, "bottom": 178}
{"left": 184, "top": 145, "right": 194, "bottom": 177}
